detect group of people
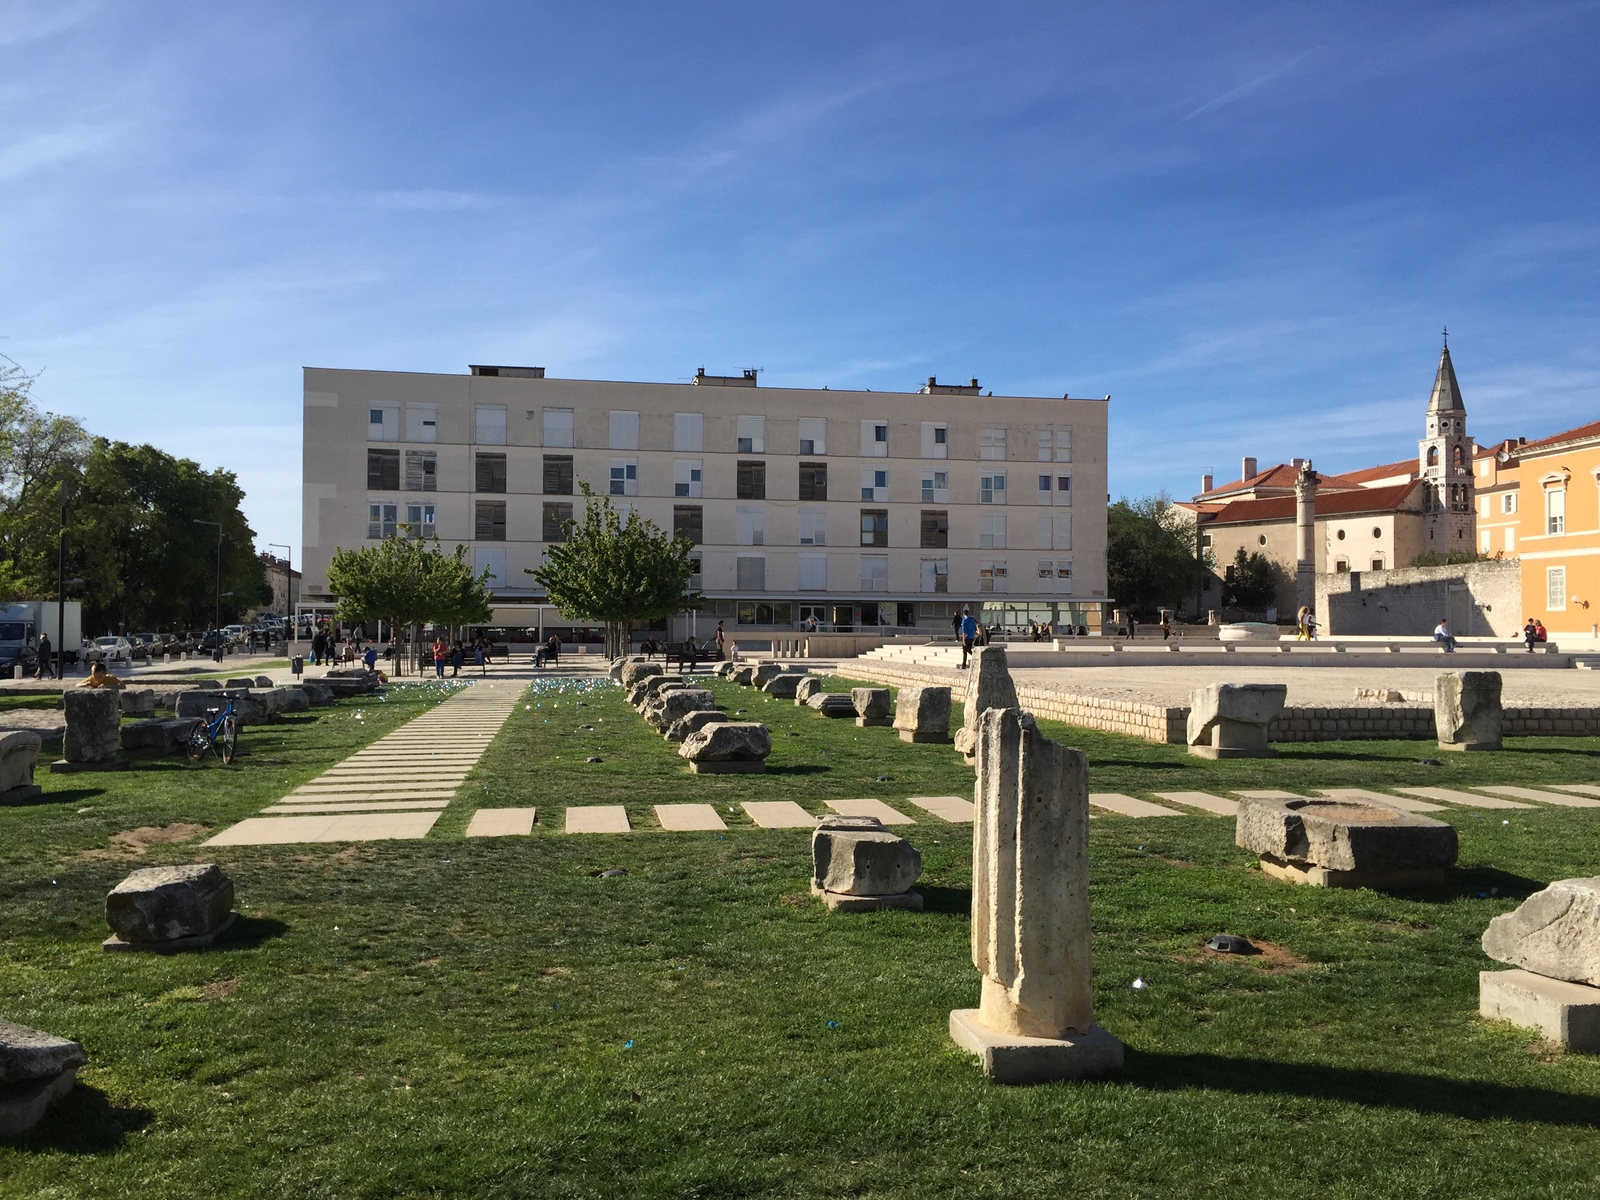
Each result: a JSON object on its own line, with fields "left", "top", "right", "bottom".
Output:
{"left": 430, "top": 635, "right": 493, "bottom": 677}
{"left": 635, "top": 621, "right": 731, "bottom": 670}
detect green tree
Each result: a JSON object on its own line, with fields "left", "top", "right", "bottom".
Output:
{"left": 1221, "top": 547, "right": 1283, "bottom": 611}
{"left": 1106, "top": 495, "right": 1205, "bottom": 618}
{"left": 327, "top": 537, "right": 492, "bottom": 672}
{"left": 0, "top": 355, "right": 89, "bottom": 597}
{"left": 529, "top": 485, "right": 699, "bottom": 657}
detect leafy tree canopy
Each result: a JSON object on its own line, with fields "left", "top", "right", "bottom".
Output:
{"left": 1221, "top": 547, "right": 1284, "bottom": 611}
{"left": 529, "top": 485, "right": 699, "bottom": 656}
{"left": 327, "top": 537, "right": 493, "bottom": 632}
{"left": 1106, "top": 495, "right": 1205, "bottom": 617}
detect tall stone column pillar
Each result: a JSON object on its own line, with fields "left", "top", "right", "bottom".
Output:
{"left": 1295, "top": 460, "right": 1319, "bottom": 616}
{"left": 949, "top": 707, "right": 1123, "bottom": 1083}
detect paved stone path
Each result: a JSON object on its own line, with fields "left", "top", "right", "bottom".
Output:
{"left": 205, "top": 680, "right": 524, "bottom": 846}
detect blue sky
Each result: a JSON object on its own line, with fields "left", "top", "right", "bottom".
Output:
{"left": 3, "top": 1, "right": 1598, "bottom": 554}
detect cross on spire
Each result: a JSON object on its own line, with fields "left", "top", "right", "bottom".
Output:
{"left": 1442, "top": 325, "right": 1449, "bottom": 349}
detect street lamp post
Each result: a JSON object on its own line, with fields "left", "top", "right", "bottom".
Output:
{"left": 193, "top": 519, "right": 224, "bottom": 663}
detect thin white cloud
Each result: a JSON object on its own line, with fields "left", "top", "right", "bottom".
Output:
{"left": 1182, "top": 46, "right": 1327, "bottom": 121}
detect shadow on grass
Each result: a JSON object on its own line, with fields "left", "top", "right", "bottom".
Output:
{"left": 1390, "top": 866, "right": 1547, "bottom": 904}
{"left": 1124, "top": 1050, "right": 1600, "bottom": 1128}
{"left": 5, "top": 787, "right": 105, "bottom": 808}
{"left": 1087, "top": 759, "right": 1189, "bottom": 771}
{"left": 767, "top": 765, "right": 830, "bottom": 776}
{"left": 213, "top": 915, "right": 289, "bottom": 951}
{"left": 918, "top": 886, "right": 972, "bottom": 915}
{"left": 9, "top": 1083, "right": 153, "bottom": 1154}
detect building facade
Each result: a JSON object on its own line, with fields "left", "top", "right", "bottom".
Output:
{"left": 301, "top": 366, "right": 1109, "bottom": 635}
{"left": 1513, "top": 419, "right": 1600, "bottom": 637}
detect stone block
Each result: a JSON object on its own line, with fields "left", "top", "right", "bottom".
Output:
{"left": 751, "top": 663, "right": 785, "bottom": 689}
{"left": 807, "top": 692, "right": 856, "bottom": 718}
{"left": 1186, "top": 683, "right": 1286, "bottom": 759}
{"left": 0, "top": 1067, "right": 78, "bottom": 1137}
{"left": 713, "top": 661, "right": 738, "bottom": 679}
{"left": 119, "top": 718, "right": 199, "bottom": 755}
{"left": 224, "top": 678, "right": 256, "bottom": 690}
{"left": 645, "top": 688, "right": 716, "bottom": 733}
{"left": 678, "top": 721, "right": 771, "bottom": 766}
{"left": 893, "top": 685, "right": 951, "bottom": 743}
{"left": 762, "top": 672, "right": 807, "bottom": 699}
{"left": 253, "top": 675, "right": 274, "bottom": 688}
{"left": 794, "top": 676, "right": 824, "bottom": 705}
{"left": 104, "top": 864, "right": 234, "bottom": 946}
{"left": 636, "top": 675, "right": 687, "bottom": 706}
{"left": 1480, "top": 968, "right": 1600, "bottom": 1052}
{"left": 664, "top": 710, "right": 728, "bottom": 742}
{"left": 1436, "top": 671, "right": 1503, "bottom": 751}
{"left": 299, "top": 680, "right": 334, "bottom": 706}
{"left": 118, "top": 689, "right": 156, "bottom": 718}
{"left": 731, "top": 664, "right": 758, "bottom": 686}
{"left": 949, "top": 1010, "right": 1124, "bottom": 1085}
{"left": 1482, "top": 876, "right": 1600, "bottom": 987}
{"left": 0, "top": 731, "right": 41, "bottom": 799}
{"left": 61, "top": 689, "right": 123, "bottom": 764}
{"left": 850, "top": 688, "right": 892, "bottom": 727}
{"left": 955, "top": 647, "right": 1019, "bottom": 761}
{"left": 280, "top": 687, "right": 311, "bottom": 713}
{"left": 620, "top": 659, "right": 665, "bottom": 689}
{"left": 811, "top": 816, "right": 921, "bottom": 897}
{"left": 1236, "top": 794, "right": 1457, "bottom": 887}
{"left": 0, "top": 1018, "right": 88, "bottom": 1086}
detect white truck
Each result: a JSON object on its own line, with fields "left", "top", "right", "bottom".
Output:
{"left": 0, "top": 601, "right": 83, "bottom": 676}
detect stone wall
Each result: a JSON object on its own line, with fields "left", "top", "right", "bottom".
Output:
{"left": 1318, "top": 558, "right": 1522, "bottom": 639}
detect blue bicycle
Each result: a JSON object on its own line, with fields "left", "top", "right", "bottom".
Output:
{"left": 186, "top": 698, "right": 240, "bottom": 765}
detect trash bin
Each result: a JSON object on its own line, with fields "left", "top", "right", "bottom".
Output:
{"left": 291, "top": 655, "right": 304, "bottom": 677}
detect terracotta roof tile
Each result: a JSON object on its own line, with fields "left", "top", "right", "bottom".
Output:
{"left": 1519, "top": 419, "right": 1600, "bottom": 454}
{"left": 1205, "top": 481, "right": 1421, "bottom": 526}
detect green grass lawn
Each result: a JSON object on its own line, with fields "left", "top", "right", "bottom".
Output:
{"left": 2, "top": 673, "right": 1599, "bottom": 1198}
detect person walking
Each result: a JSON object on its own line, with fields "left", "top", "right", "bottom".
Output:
{"left": 1160, "top": 612, "right": 1172, "bottom": 641}
{"left": 363, "top": 644, "right": 378, "bottom": 672}
{"left": 959, "top": 608, "right": 977, "bottom": 669}
{"left": 1296, "top": 606, "right": 1313, "bottom": 641}
{"left": 473, "top": 638, "right": 486, "bottom": 675}
{"left": 1432, "top": 617, "right": 1457, "bottom": 652}
{"left": 431, "top": 634, "right": 448, "bottom": 678}
{"left": 450, "top": 641, "right": 463, "bottom": 677}
{"left": 1127, "top": 614, "right": 1138, "bottom": 639}
{"left": 35, "top": 633, "right": 52, "bottom": 680}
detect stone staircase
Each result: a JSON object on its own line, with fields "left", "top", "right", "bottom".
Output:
{"left": 858, "top": 642, "right": 966, "bottom": 668}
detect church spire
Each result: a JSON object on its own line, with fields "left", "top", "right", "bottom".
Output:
{"left": 1427, "top": 333, "right": 1464, "bottom": 413}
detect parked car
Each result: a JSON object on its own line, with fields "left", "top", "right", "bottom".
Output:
{"left": 135, "top": 633, "right": 177, "bottom": 657}
{"left": 91, "top": 636, "right": 133, "bottom": 664}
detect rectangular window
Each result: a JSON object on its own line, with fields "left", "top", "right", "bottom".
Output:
{"left": 980, "top": 427, "right": 1008, "bottom": 461}
{"left": 1372, "top": 557, "right": 1386, "bottom": 571}
{"left": 921, "top": 510, "right": 949, "bottom": 549}
{"left": 921, "top": 470, "right": 948, "bottom": 503}
{"left": 860, "top": 467, "right": 888, "bottom": 502}
{"left": 543, "top": 408, "right": 574, "bottom": 448}
{"left": 979, "top": 472, "right": 1007, "bottom": 504}
{"left": 798, "top": 554, "right": 828, "bottom": 591}
{"left": 737, "top": 460, "right": 766, "bottom": 500}
{"left": 367, "top": 449, "right": 400, "bottom": 490}
{"left": 405, "top": 403, "right": 438, "bottom": 443}
{"left": 474, "top": 404, "right": 507, "bottom": 445}
{"left": 1055, "top": 427, "right": 1072, "bottom": 463}
{"left": 736, "top": 415, "right": 765, "bottom": 454}
{"left": 609, "top": 410, "right": 639, "bottom": 450}
{"left": 1547, "top": 488, "right": 1566, "bottom": 535}
{"left": 673, "top": 505, "right": 703, "bottom": 544}
{"left": 860, "top": 509, "right": 888, "bottom": 548}
{"left": 799, "top": 461, "right": 828, "bottom": 502}
{"left": 674, "top": 412, "right": 703, "bottom": 452}
{"left": 799, "top": 507, "right": 828, "bottom": 546}
{"left": 542, "top": 455, "right": 573, "bottom": 495}
{"left": 542, "top": 502, "right": 573, "bottom": 542}
{"left": 798, "top": 417, "right": 827, "bottom": 456}
{"left": 475, "top": 452, "right": 507, "bottom": 494}
{"left": 861, "top": 419, "right": 888, "bottom": 457}
{"left": 1036, "top": 559, "right": 1072, "bottom": 593}
{"left": 369, "top": 404, "right": 398, "bottom": 442}
{"left": 1548, "top": 566, "right": 1567, "bottom": 610}
{"left": 474, "top": 501, "right": 507, "bottom": 541}
{"left": 921, "top": 558, "right": 949, "bottom": 593}
{"left": 737, "top": 506, "right": 766, "bottom": 546}
{"left": 860, "top": 555, "right": 889, "bottom": 592}
{"left": 979, "top": 559, "right": 1008, "bottom": 594}
{"left": 674, "top": 460, "right": 703, "bottom": 498}
{"left": 475, "top": 547, "right": 506, "bottom": 589}
{"left": 921, "top": 421, "right": 948, "bottom": 459}
{"left": 1505, "top": 528, "right": 1516, "bottom": 553}
{"left": 1502, "top": 492, "right": 1517, "bottom": 514}
{"left": 404, "top": 450, "right": 436, "bottom": 492}
{"left": 1056, "top": 474, "right": 1072, "bottom": 506}
{"left": 1037, "top": 512, "right": 1071, "bottom": 550}
{"left": 609, "top": 458, "right": 638, "bottom": 497}
{"left": 404, "top": 503, "right": 436, "bottom": 539}
{"left": 367, "top": 502, "right": 398, "bottom": 539}
{"left": 980, "top": 513, "right": 1007, "bottom": 549}
{"left": 736, "top": 555, "right": 766, "bottom": 591}
{"left": 688, "top": 552, "right": 702, "bottom": 588}
{"left": 1038, "top": 426, "right": 1072, "bottom": 462}
{"left": 1038, "top": 473, "right": 1053, "bottom": 495}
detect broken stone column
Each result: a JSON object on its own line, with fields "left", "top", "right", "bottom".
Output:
{"left": 118, "top": 689, "right": 156, "bottom": 718}
{"left": 952, "top": 646, "right": 1020, "bottom": 764}
{"left": 851, "top": 687, "right": 892, "bottom": 727}
{"left": 794, "top": 676, "right": 824, "bottom": 706}
{"left": 678, "top": 722, "right": 772, "bottom": 773}
{"left": 807, "top": 692, "right": 856, "bottom": 718}
{"left": 104, "top": 864, "right": 237, "bottom": 952}
{"left": 762, "top": 672, "right": 807, "bottom": 699}
{"left": 0, "top": 731, "right": 42, "bottom": 803}
{"left": 1186, "top": 682, "right": 1286, "bottom": 759}
{"left": 619, "top": 660, "right": 663, "bottom": 689}
{"left": 1235, "top": 794, "right": 1457, "bottom": 888}
{"left": 53, "top": 689, "right": 128, "bottom": 773}
{"left": 1435, "top": 671, "right": 1502, "bottom": 752}
{"left": 893, "top": 685, "right": 951, "bottom": 743}
{"left": 0, "top": 1019, "right": 87, "bottom": 1137}
{"left": 949, "top": 708, "right": 1123, "bottom": 1083}
{"left": 1480, "top": 876, "right": 1600, "bottom": 1052}
{"left": 811, "top": 815, "right": 923, "bottom": 911}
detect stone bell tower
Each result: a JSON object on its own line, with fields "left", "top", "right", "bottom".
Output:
{"left": 1418, "top": 332, "right": 1476, "bottom": 551}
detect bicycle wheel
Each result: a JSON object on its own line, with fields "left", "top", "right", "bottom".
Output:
{"left": 218, "top": 716, "right": 238, "bottom": 765}
{"left": 185, "top": 722, "right": 211, "bottom": 763}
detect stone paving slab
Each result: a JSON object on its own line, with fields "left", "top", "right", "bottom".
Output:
{"left": 204, "top": 812, "right": 442, "bottom": 845}
{"left": 1474, "top": 784, "right": 1600, "bottom": 809}
{"left": 288, "top": 788, "right": 459, "bottom": 800}
{"left": 565, "top": 805, "right": 630, "bottom": 834}
{"left": 1235, "top": 790, "right": 1310, "bottom": 801}
{"left": 290, "top": 780, "right": 466, "bottom": 792}
{"left": 826, "top": 798, "right": 915, "bottom": 825}
{"left": 1152, "top": 791, "right": 1238, "bottom": 816}
{"left": 465, "top": 807, "right": 538, "bottom": 837}
{"left": 1552, "top": 783, "right": 1600, "bottom": 797}
{"left": 1395, "top": 787, "right": 1534, "bottom": 810}
{"left": 1315, "top": 787, "right": 1446, "bottom": 813}
{"left": 904, "top": 795, "right": 975, "bottom": 823}
{"left": 654, "top": 803, "right": 729, "bottom": 831}
{"left": 742, "top": 801, "right": 819, "bottom": 829}
{"left": 313, "top": 771, "right": 471, "bottom": 781}
{"left": 1089, "top": 792, "right": 1183, "bottom": 818}
{"left": 265, "top": 800, "right": 452, "bottom": 814}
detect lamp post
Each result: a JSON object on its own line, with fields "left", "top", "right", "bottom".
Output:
{"left": 193, "top": 519, "right": 223, "bottom": 663}
{"left": 56, "top": 478, "right": 69, "bottom": 678}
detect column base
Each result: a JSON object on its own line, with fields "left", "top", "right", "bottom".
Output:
{"left": 102, "top": 912, "right": 237, "bottom": 954}
{"left": 809, "top": 884, "right": 922, "bottom": 912}
{"left": 687, "top": 760, "right": 765, "bottom": 774}
{"left": 854, "top": 718, "right": 893, "bottom": 728}
{"left": 1438, "top": 740, "right": 1502, "bottom": 752}
{"left": 948, "top": 1009, "right": 1123, "bottom": 1084}
{"left": 898, "top": 730, "right": 950, "bottom": 743}
{"left": 1258, "top": 854, "right": 1445, "bottom": 890}
{"left": 1480, "top": 968, "right": 1600, "bottom": 1052}
{"left": 1187, "top": 745, "right": 1277, "bottom": 759}
{"left": 0, "top": 1068, "right": 76, "bottom": 1137}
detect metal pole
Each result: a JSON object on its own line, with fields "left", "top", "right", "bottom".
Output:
{"left": 57, "top": 481, "right": 67, "bottom": 679}
{"left": 193, "top": 519, "right": 224, "bottom": 663}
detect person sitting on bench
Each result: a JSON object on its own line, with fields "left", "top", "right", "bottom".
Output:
{"left": 1432, "top": 617, "right": 1457, "bottom": 652}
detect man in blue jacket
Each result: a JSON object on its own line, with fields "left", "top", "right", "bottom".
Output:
{"left": 959, "top": 608, "right": 978, "bottom": 669}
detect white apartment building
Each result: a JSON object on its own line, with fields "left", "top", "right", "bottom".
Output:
{"left": 301, "top": 365, "right": 1109, "bottom": 636}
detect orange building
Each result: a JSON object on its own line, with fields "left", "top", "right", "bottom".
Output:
{"left": 1515, "top": 419, "right": 1600, "bottom": 637}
